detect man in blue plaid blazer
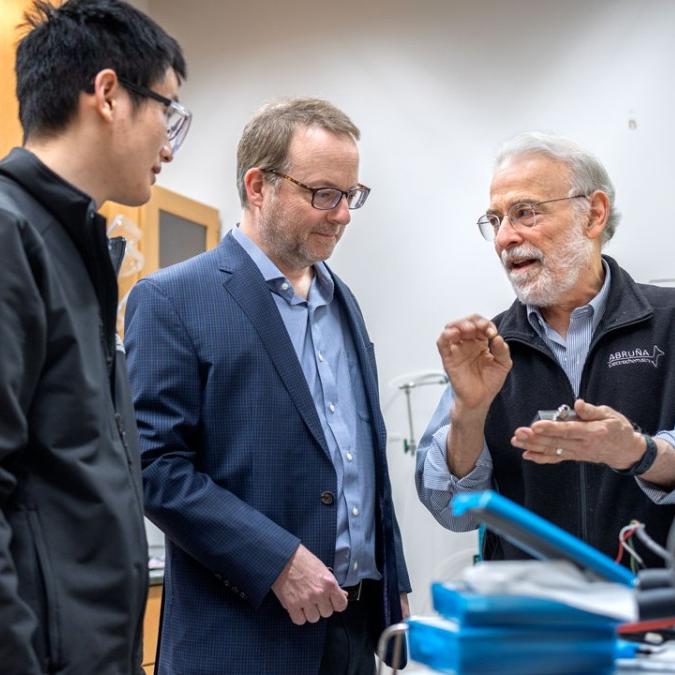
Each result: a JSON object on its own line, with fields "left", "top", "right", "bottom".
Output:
{"left": 125, "top": 98, "right": 410, "bottom": 675}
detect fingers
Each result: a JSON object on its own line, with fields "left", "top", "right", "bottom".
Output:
{"left": 437, "top": 316, "right": 504, "bottom": 370}
{"left": 271, "top": 545, "right": 347, "bottom": 626}
{"left": 574, "top": 399, "right": 617, "bottom": 421}
{"left": 438, "top": 315, "right": 497, "bottom": 346}
{"left": 512, "top": 430, "right": 573, "bottom": 463}
{"left": 283, "top": 589, "right": 343, "bottom": 625}
{"left": 289, "top": 585, "right": 347, "bottom": 625}
{"left": 330, "top": 587, "right": 349, "bottom": 613}
{"left": 488, "top": 334, "right": 511, "bottom": 367}
{"left": 316, "top": 590, "right": 337, "bottom": 618}
{"left": 287, "top": 606, "right": 306, "bottom": 625}
{"left": 303, "top": 605, "right": 321, "bottom": 623}
{"left": 513, "top": 401, "right": 635, "bottom": 468}
{"left": 522, "top": 448, "right": 570, "bottom": 464}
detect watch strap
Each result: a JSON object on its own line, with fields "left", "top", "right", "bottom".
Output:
{"left": 612, "top": 434, "right": 658, "bottom": 477}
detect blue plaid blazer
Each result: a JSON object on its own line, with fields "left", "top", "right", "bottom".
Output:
{"left": 125, "top": 232, "right": 409, "bottom": 675}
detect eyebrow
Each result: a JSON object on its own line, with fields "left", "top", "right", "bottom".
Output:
{"left": 306, "top": 179, "right": 361, "bottom": 191}
{"left": 487, "top": 197, "right": 539, "bottom": 214}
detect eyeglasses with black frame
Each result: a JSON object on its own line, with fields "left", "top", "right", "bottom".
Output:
{"left": 118, "top": 77, "right": 192, "bottom": 155}
{"left": 477, "top": 194, "right": 589, "bottom": 241}
{"left": 264, "top": 170, "right": 370, "bottom": 210}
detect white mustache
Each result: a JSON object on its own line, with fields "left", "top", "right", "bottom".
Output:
{"left": 501, "top": 244, "right": 544, "bottom": 268}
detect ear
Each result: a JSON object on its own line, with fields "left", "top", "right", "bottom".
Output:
{"left": 585, "top": 190, "right": 610, "bottom": 241}
{"left": 244, "top": 167, "right": 268, "bottom": 209}
{"left": 89, "top": 69, "right": 121, "bottom": 124}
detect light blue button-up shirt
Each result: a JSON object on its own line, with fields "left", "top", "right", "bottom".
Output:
{"left": 416, "top": 261, "right": 675, "bottom": 531}
{"left": 232, "top": 226, "right": 380, "bottom": 586}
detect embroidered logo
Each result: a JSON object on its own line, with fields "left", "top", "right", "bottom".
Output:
{"left": 607, "top": 345, "right": 664, "bottom": 369}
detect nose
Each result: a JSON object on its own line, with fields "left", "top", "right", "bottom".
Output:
{"left": 494, "top": 215, "right": 523, "bottom": 252}
{"left": 160, "top": 143, "right": 174, "bottom": 163}
{"left": 328, "top": 194, "right": 351, "bottom": 225}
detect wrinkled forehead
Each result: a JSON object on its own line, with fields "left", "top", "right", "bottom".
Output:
{"left": 490, "top": 153, "right": 572, "bottom": 204}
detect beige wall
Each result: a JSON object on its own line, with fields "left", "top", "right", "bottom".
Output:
{"left": 145, "top": 0, "right": 675, "bottom": 617}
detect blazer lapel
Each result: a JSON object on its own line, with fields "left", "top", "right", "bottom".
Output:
{"left": 217, "top": 233, "right": 329, "bottom": 456}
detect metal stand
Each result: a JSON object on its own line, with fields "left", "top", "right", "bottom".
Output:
{"left": 397, "top": 373, "right": 448, "bottom": 455}
{"left": 376, "top": 623, "right": 408, "bottom": 675}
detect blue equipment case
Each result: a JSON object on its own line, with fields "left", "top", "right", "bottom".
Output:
{"left": 406, "top": 616, "right": 617, "bottom": 675}
{"left": 451, "top": 490, "right": 636, "bottom": 586}
{"left": 431, "top": 583, "right": 622, "bottom": 627}
{"left": 399, "top": 491, "right": 637, "bottom": 674}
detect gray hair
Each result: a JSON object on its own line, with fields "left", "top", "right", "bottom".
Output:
{"left": 236, "top": 97, "right": 360, "bottom": 207}
{"left": 495, "top": 131, "right": 620, "bottom": 245}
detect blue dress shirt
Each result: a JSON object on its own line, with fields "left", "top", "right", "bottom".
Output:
{"left": 232, "top": 226, "right": 380, "bottom": 586}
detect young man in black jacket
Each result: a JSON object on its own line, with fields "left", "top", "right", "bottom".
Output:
{"left": 0, "top": 1, "right": 189, "bottom": 672}
{"left": 416, "top": 132, "right": 675, "bottom": 567}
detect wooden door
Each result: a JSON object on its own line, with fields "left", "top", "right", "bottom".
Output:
{"left": 0, "top": 0, "right": 29, "bottom": 156}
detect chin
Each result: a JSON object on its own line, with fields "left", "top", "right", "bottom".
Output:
{"left": 114, "top": 187, "right": 152, "bottom": 207}
{"left": 309, "top": 243, "right": 337, "bottom": 262}
{"left": 511, "top": 274, "right": 567, "bottom": 307}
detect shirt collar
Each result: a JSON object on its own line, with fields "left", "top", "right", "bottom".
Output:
{"left": 231, "top": 225, "right": 334, "bottom": 304}
{"left": 527, "top": 258, "right": 612, "bottom": 337}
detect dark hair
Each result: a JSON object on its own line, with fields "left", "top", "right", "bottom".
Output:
{"left": 236, "top": 97, "right": 360, "bottom": 206}
{"left": 16, "top": 0, "right": 187, "bottom": 141}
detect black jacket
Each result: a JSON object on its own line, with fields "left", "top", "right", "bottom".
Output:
{"left": 484, "top": 255, "right": 675, "bottom": 567}
{"left": 0, "top": 148, "right": 147, "bottom": 674}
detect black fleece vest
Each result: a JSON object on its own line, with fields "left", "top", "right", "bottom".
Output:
{"left": 483, "top": 256, "right": 675, "bottom": 568}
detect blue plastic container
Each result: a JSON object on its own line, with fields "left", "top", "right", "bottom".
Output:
{"left": 432, "top": 583, "right": 621, "bottom": 629}
{"left": 407, "top": 616, "right": 617, "bottom": 675}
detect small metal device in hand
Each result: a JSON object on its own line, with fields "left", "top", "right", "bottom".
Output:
{"left": 533, "top": 404, "right": 578, "bottom": 423}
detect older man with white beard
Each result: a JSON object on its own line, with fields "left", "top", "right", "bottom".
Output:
{"left": 416, "top": 132, "right": 675, "bottom": 567}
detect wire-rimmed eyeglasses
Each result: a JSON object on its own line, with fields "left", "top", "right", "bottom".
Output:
{"left": 118, "top": 77, "right": 192, "bottom": 155}
{"left": 477, "top": 194, "right": 589, "bottom": 241}
{"left": 264, "top": 170, "right": 370, "bottom": 210}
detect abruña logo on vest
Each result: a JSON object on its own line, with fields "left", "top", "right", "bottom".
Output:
{"left": 607, "top": 345, "right": 664, "bottom": 369}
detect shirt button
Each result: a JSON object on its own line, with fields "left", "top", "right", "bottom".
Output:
{"left": 318, "top": 352, "right": 324, "bottom": 362}
{"left": 328, "top": 403, "right": 335, "bottom": 413}
{"left": 352, "top": 506, "right": 359, "bottom": 516}
{"left": 353, "top": 561, "right": 359, "bottom": 571}
{"left": 346, "top": 452, "right": 353, "bottom": 461}
{"left": 281, "top": 282, "right": 289, "bottom": 291}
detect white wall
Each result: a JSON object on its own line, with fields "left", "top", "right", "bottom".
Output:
{"left": 145, "top": 0, "right": 675, "bottom": 613}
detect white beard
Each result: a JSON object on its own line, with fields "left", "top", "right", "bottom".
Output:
{"left": 501, "top": 222, "right": 595, "bottom": 307}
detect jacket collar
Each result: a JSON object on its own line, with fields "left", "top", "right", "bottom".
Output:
{"left": 497, "top": 255, "right": 653, "bottom": 343}
{"left": 0, "top": 147, "right": 99, "bottom": 233}
{"left": 0, "top": 147, "right": 118, "bottom": 347}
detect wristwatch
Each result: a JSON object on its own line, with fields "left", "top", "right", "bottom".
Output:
{"left": 612, "top": 434, "right": 658, "bottom": 477}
